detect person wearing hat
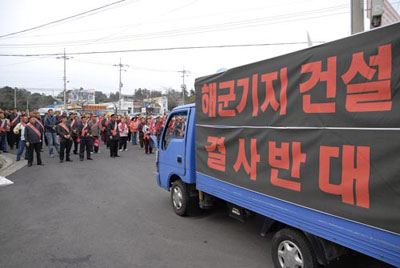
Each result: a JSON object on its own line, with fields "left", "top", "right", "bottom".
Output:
{"left": 25, "top": 116, "right": 44, "bottom": 167}
{"left": 56, "top": 115, "right": 73, "bottom": 163}
{"left": 107, "top": 114, "right": 120, "bottom": 158}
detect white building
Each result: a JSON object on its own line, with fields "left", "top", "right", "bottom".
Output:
{"left": 144, "top": 96, "right": 168, "bottom": 115}
{"left": 68, "top": 89, "right": 95, "bottom": 105}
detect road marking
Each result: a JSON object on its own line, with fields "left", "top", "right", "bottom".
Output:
{"left": 0, "top": 176, "right": 13, "bottom": 187}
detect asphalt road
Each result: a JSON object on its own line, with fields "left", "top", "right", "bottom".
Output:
{"left": 0, "top": 144, "right": 394, "bottom": 268}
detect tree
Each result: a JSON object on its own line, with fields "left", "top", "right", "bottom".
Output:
{"left": 165, "top": 88, "right": 182, "bottom": 111}
{"left": 109, "top": 91, "right": 119, "bottom": 102}
{"left": 56, "top": 89, "right": 72, "bottom": 104}
{"left": 185, "top": 88, "right": 195, "bottom": 104}
{"left": 0, "top": 87, "right": 56, "bottom": 110}
{"left": 95, "top": 91, "right": 108, "bottom": 103}
{"left": 133, "top": 88, "right": 162, "bottom": 100}
{"left": 150, "top": 90, "right": 162, "bottom": 98}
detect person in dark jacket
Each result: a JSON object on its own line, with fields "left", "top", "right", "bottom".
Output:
{"left": 0, "top": 111, "right": 9, "bottom": 153}
{"left": 68, "top": 112, "right": 79, "bottom": 154}
{"left": 138, "top": 117, "right": 145, "bottom": 148}
{"left": 8, "top": 108, "right": 20, "bottom": 150}
{"left": 25, "top": 116, "right": 43, "bottom": 167}
{"left": 90, "top": 115, "right": 101, "bottom": 153}
{"left": 78, "top": 116, "right": 93, "bottom": 161}
{"left": 44, "top": 109, "right": 60, "bottom": 157}
{"left": 56, "top": 116, "right": 73, "bottom": 163}
{"left": 33, "top": 112, "right": 45, "bottom": 152}
{"left": 107, "top": 114, "right": 120, "bottom": 158}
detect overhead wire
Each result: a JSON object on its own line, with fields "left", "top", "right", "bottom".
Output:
{"left": 0, "top": 0, "right": 138, "bottom": 39}
{"left": 0, "top": 42, "right": 326, "bottom": 57}
{"left": 0, "top": 4, "right": 348, "bottom": 49}
{"left": 1, "top": 0, "right": 344, "bottom": 40}
{"left": 70, "top": 57, "right": 181, "bottom": 72}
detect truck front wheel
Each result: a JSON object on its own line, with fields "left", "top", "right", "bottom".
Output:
{"left": 171, "top": 180, "right": 198, "bottom": 216}
{"left": 271, "top": 228, "right": 318, "bottom": 268}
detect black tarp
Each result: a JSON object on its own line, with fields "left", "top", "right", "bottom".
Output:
{"left": 195, "top": 23, "right": 400, "bottom": 235}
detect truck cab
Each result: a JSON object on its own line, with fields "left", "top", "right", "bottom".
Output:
{"left": 156, "top": 104, "right": 196, "bottom": 191}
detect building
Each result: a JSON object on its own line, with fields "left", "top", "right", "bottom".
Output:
{"left": 93, "top": 95, "right": 168, "bottom": 116}
{"left": 367, "top": 0, "right": 400, "bottom": 26}
{"left": 143, "top": 96, "right": 168, "bottom": 115}
{"left": 68, "top": 89, "right": 95, "bottom": 105}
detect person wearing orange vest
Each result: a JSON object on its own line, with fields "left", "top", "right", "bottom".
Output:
{"left": 56, "top": 115, "right": 73, "bottom": 163}
{"left": 129, "top": 116, "right": 138, "bottom": 145}
{"left": 118, "top": 117, "right": 129, "bottom": 151}
{"left": 25, "top": 116, "right": 43, "bottom": 167}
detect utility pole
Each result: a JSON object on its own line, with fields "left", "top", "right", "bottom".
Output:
{"left": 178, "top": 67, "right": 190, "bottom": 105}
{"left": 14, "top": 88, "right": 16, "bottom": 108}
{"left": 57, "top": 48, "right": 72, "bottom": 111}
{"left": 351, "top": 0, "right": 364, "bottom": 34}
{"left": 114, "top": 58, "right": 129, "bottom": 113}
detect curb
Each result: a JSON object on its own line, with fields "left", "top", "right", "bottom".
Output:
{"left": 0, "top": 153, "right": 27, "bottom": 179}
{"left": 0, "top": 153, "right": 13, "bottom": 170}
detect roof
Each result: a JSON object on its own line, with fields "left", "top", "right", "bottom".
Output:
{"left": 172, "top": 103, "right": 195, "bottom": 111}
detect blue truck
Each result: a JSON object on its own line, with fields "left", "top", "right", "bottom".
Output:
{"left": 154, "top": 23, "right": 400, "bottom": 268}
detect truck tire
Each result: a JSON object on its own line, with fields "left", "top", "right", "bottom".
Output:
{"left": 171, "top": 180, "right": 198, "bottom": 216}
{"left": 271, "top": 228, "right": 318, "bottom": 268}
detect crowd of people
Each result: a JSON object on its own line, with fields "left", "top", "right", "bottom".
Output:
{"left": 0, "top": 108, "right": 167, "bottom": 167}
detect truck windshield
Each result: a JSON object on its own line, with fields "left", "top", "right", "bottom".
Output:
{"left": 162, "top": 111, "right": 187, "bottom": 150}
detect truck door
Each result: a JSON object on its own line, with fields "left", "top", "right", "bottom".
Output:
{"left": 158, "top": 110, "right": 188, "bottom": 187}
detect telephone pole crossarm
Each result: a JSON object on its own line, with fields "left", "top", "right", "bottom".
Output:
{"left": 113, "top": 58, "right": 129, "bottom": 113}
{"left": 56, "top": 48, "right": 72, "bottom": 111}
{"left": 178, "top": 68, "right": 190, "bottom": 105}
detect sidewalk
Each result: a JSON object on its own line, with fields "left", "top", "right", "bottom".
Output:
{"left": 0, "top": 152, "right": 27, "bottom": 187}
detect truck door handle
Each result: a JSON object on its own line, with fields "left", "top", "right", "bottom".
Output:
{"left": 177, "top": 156, "right": 182, "bottom": 163}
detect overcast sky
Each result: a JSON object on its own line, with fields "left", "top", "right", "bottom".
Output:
{"left": 0, "top": 0, "right": 399, "bottom": 96}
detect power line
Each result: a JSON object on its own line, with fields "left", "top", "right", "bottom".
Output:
{"left": 0, "top": 0, "right": 135, "bottom": 39}
{"left": 70, "top": 58, "right": 180, "bottom": 72}
{"left": 0, "top": 42, "right": 325, "bottom": 57}
{"left": 0, "top": 5, "right": 347, "bottom": 48}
